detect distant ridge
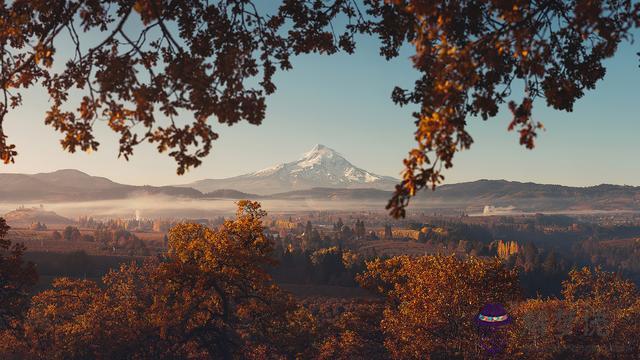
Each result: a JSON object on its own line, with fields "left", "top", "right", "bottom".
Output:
{"left": 0, "top": 169, "right": 202, "bottom": 202}
{"left": 1, "top": 169, "right": 640, "bottom": 213}
{"left": 266, "top": 187, "right": 391, "bottom": 201}
{"left": 203, "top": 189, "right": 261, "bottom": 199}
{"left": 196, "top": 181, "right": 640, "bottom": 213}
{"left": 415, "top": 179, "right": 640, "bottom": 212}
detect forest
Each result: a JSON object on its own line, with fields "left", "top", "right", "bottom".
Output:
{"left": 1, "top": 201, "right": 639, "bottom": 359}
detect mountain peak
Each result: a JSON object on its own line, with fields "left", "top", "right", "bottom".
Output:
{"left": 310, "top": 144, "right": 329, "bottom": 151}
{"left": 299, "top": 144, "right": 343, "bottom": 165}
{"left": 187, "top": 144, "right": 399, "bottom": 194}
{"left": 303, "top": 144, "right": 338, "bottom": 156}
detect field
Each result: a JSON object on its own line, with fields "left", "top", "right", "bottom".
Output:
{"left": 9, "top": 228, "right": 452, "bottom": 259}
{"left": 6, "top": 228, "right": 165, "bottom": 255}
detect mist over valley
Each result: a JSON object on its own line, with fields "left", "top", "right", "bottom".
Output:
{"left": 3, "top": 144, "right": 640, "bottom": 221}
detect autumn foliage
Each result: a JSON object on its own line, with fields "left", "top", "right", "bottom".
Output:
{"left": 1, "top": 201, "right": 640, "bottom": 358}
{"left": 507, "top": 268, "right": 640, "bottom": 358}
{"left": 0, "top": 217, "right": 37, "bottom": 331}
{"left": 357, "top": 255, "right": 521, "bottom": 358}
{"left": 0, "top": 0, "right": 362, "bottom": 173}
{"left": 380, "top": 0, "right": 640, "bottom": 217}
{"left": 2, "top": 201, "right": 315, "bottom": 359}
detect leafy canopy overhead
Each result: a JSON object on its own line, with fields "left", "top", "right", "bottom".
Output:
{"left": 0, "top": 0, "right": 638, "bottom": 217}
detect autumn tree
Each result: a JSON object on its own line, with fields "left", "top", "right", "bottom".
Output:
{"left": 506, "top": 298, "right": 576, "bottom": 358}
{"left": 157, "top": 201, "right": 315, "bottom": 358}
{"left": 357, "top": 255, "right": 521, "bottom": 359}
{"left": 0, "top": 217, "right": 37, "bottom": 331}
{"left": 506, "top": 267, "right": 640, "bottom": 358}
{"left": 62, "top": 225, "right": 81, "bottom": 241}
{"left": 0, "top": 0, "right": 363, "bottom": 172}
{"left": 20, "top": 277, "right": 104, "bottom": 358}
{"left": 8, "top": 201, "right": 315, "bottom": 359}
{"left": 50, "top": 230, "right": 62, "bottom": 241}
{"left": 560, "top": 267, "right": 640, "bottom": 358}
{"left": 496, "top": 240, "right": 519, "bottom": 259}
{"left": 377, "top": 1, "right": 640, "bottom": 217}
{"left": 314, "top": 300, "right": 388, "bottom": 360}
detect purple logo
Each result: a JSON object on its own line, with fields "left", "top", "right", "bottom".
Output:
{"left": 475, "top": 303, "right": 511, "bottom": 355}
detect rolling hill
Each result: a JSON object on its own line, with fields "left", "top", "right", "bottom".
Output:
{"left": 0, "top": 169, "right": 202, "bottom": 202}
{"left": 3, "top": 206, "right": 73, "bottom": 226}
{"left": 415, "top": 180, "right": 640, "bottom": 212}
{"left": 260, "top": 180, "right": 640, "bottom": 213}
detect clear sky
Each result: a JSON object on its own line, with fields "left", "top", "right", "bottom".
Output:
{"left": 2, "top": 26, "right": 639, "bottom": 187}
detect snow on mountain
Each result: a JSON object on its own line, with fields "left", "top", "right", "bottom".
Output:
{"left": 183, "top": 144, "right": 399, "bottom": 195}
{"left": 252, "top": 144, "right": 383, "bottom": 184}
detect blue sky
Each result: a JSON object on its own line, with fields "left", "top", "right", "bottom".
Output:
{"left": 2, "top": 26, "right": 639, "bottom": 187}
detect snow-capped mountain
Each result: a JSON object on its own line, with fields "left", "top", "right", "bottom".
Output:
{"left": 183, "top": 144, "right": 399, "bottom": 195}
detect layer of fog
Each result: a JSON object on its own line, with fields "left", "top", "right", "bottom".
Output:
{"left": 0, "top": 195, "right": 396, "bottom": 220}
{"left": 4, "top": 194, "right": 635, "bottom": 221}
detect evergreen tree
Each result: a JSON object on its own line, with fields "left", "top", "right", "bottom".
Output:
{"left": 302, "top": 221, "right": 314, "bottom": 252}
{"left": 384, "top": 225, "right": 393, "bottom": 240}
{"left": 543, "top": 251, "right": 558, "bottom": 274}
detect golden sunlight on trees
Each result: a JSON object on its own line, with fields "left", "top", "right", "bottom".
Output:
{"left": 357, "top": 255, "right": 521, "bottom": 358}
{"left": 1, "top": 200, "right": 640, "bottom": 358}
{"left": 315, "top": 301, "right": 388, "bottom": 360}
{"left": 2, "top": 201, "right": 315, "bottom": 359}
{"left": 496, "top": 240, "right": 519, "bottom": 259}
{"left": 506, "top": 267, "right": 640, "bottom": 358}
{"left": 0, "top": 1, "right": 638, "bottom": 216}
